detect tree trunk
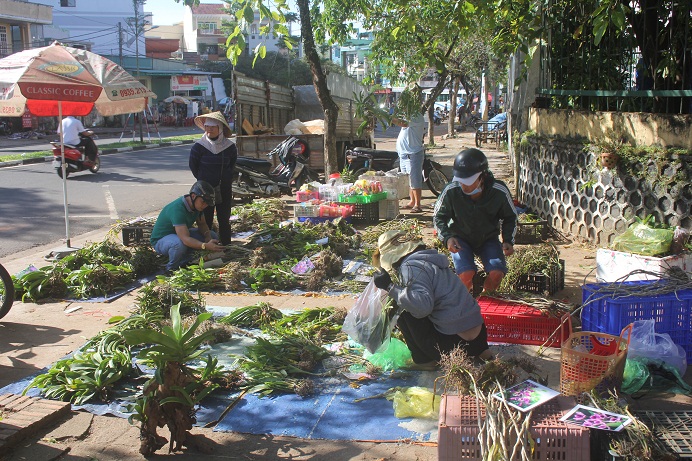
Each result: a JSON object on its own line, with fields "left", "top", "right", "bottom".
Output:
{"left": 426, "top": 104, "right": 435, "bottom": 146}
{"left": 297, "top": 0, "right": 340, "bottom": 175}
{"left": 449, "top": 77, "right": 460, "bottom": 135}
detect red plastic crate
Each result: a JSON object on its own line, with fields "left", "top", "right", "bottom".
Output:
{"left": 438, "top": 394, "right": 590, "bottom": 461}
{"left": 478, "top": 296, "right": 570, "bottom": 347}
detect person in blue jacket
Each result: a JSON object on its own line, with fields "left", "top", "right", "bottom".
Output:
{"left": 189, "top": 111, "right": 237, "bottom": 245}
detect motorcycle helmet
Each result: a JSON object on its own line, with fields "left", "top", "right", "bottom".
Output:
{"left": 189, "top": 180, "right": 216, "bottom": 207}
{"left": 453, "top": 148, "right": 488, "bottom": 180}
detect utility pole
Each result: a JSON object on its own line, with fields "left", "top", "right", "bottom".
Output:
{"left": 118, "top": 22, "right": 123, "bottom": 66}
{"left": 130, "top": 0, "right": 145, "bottom": 142}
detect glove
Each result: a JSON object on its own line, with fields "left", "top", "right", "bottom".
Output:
{"left": 373, "top": 269, "right": 392, "bottom": 290}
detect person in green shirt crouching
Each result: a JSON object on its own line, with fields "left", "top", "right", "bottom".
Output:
{"left": 150, "top": 180, "right": 226, "bottom": 271}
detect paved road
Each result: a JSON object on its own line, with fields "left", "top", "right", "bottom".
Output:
{"left": 0, "top": 126, "right": 200, "bottom": 156}
{"left": 0, "top": 143, "right": 197, "bottom": 258}
{"left": 0, "top": 122, "right": 459, "bottom": 259}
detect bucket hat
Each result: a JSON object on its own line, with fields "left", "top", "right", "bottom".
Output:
{"left": 194, "top": 111, "right": 232, "bottom": 137}
{"left": 376, "top": 230, "right": 426, "bottom": 272}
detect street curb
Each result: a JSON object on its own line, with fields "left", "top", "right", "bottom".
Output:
{"left": 0, "top": 139, "right": 195, "bottom": 169}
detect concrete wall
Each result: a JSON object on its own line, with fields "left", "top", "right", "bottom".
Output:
{"left": 528, "top": 108, "right": 692, "bottom": 149}
{"left": 517, "top": 134, "right": 691, "bottom": 245}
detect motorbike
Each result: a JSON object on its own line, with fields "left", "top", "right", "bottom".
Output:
{"left": 0, "top": 262, "right": 14, "bottom": 320}
{"left": 345, "top": 147, "right": 450, "bottom": 197}
{"left": 0, "top": 120, "right": 12, "bottom": 136}
{"left": 51, "top": 135, "right": 100, "bottom": 178}
{"left": 231, "top": 136, "right": 321, "bottom": 201}
{"left": 433, "top": 110, "right": 443, "bottom": 126}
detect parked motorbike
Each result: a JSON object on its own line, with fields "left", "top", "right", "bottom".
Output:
{"left": 51, "top": 135, "right": 100, "bottom": 178}
{"left": 0, "top": 120, "right": 12, "bottom": 136}
{"left": 231, "top": 136, "right": 321, "bottom": 201}
{"left": 0, "top": 262, "right": 14, "bottom": 320}
{"left": 345, "top": 147, "right": 449, "bottom": 197}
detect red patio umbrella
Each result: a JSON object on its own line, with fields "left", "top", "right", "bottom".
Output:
{"left": 0, "top": 42, "right": 156, "bottom": 247}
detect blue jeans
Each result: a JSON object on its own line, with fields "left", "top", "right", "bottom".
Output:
{"left": 154, "top": 228, "right": 218, "bottom": 271}
{"left": 451, "top": 238, "right": 507, "bottom": 274}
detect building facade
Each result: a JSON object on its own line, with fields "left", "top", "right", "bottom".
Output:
{"left": 0, "top": 0, "right": 52, "bottom": 57}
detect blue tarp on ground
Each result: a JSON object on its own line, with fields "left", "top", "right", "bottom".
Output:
{"left": 214, "top": 373, "right": 438, "bottom": 442}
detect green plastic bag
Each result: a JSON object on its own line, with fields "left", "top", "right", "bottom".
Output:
{"left": 611, "top": 219, "right": 673, "bottom": 256}
{"left": 622, "top": 358, "right": 692, "bottom": 395}
{"left": 363, "top": 337, "right": 412, "bottom": 371}
{"left": 388, "top": 387, "right": 441, "bottom": 419}
{"left": 622, "top": 358, "right": 650, "bottom": 394}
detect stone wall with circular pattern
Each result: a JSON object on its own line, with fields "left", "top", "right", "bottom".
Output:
{"left": 517, "top": 136, "right": 692, "bottom": 245}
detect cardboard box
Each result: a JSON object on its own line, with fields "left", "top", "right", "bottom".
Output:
{"left": 397, "top": 174, "right": 410, "bottom": 199}
{"left": 596, "top": 249, "right": 692, "bottom": 282}
{"left": 378, "top": 199, "right": 400, "bottom": 220}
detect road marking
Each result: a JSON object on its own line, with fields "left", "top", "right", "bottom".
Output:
{"left": 103, "top": 185, "right": 119, "bottom": 220}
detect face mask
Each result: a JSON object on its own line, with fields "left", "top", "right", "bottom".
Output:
{"left": 463, "top": 185, "right": 482, "bottom": 196}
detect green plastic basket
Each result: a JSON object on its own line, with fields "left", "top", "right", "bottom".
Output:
{"left": 337, "top": 191, "right": 387, "bottom": 203}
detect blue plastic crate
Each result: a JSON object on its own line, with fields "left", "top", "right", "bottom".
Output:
{"left": 581, "top": 281, "right": 692, "bottom": 361}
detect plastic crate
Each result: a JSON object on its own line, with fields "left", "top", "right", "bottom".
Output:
{"left": 348, "top": 202, "right": 379, "bottom": 224}
{"left": 515, "top": 220, "right": 549, "bottom": 244}
{"left": 298, "top": 216, "right": 351, "bottom": 224}
{"left": 318, "top": 185, "right": 340, "bottom": 202}
{"left": 293, "top": 204, "right": 320, "bottom": 218}
{"left": 337, "top": 191, "right": 388, "bottom": 203}
{"left": 581, "top": 281, "right": 692, "bottom": 362}
{"left": 635, "top": 411, "right": 692, "bottom": 458}
{"left": 477, "top": 296, "right": 570, "bottom": 347}
{"left": 473, "top": 260, "right": 565, "bottom": 295}
{"left": 515, "top": 260, "right": 565, "bottom": 295}
{"left": 438, "top": 394, "right": 590, "bottom": 461}
{"left": 295, "top": 190, "right": 319, "bottom": 202}
{"left": 122, "top": 226, "right": 153, "bottom": 246}
{"left": 559, "top": 326, "right": 631, "bottom": 397}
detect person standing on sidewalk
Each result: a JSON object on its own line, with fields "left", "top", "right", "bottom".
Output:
{"left": 58, "top": 116, "right": 97, "bottom": 162}
{"left": 433, "top": 148, "right": 518, "bottom": 294}
{"left": 189, "top": 111, "right": 237, "bottom": 245}
{"left": 150, "top": 181, "right": 225, "bottom": 272}
{"left": 392, "top": 112, "right": 425, "bottom": 212}
{"left": 372, "top": 230, "right": 494, "bottom": 369}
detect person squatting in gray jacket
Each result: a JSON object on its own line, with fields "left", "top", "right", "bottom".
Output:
{"left": 372, "top": 230, "right": 494, "bottom": 370}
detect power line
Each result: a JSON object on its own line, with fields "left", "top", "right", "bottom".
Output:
{"left": 51, "top": 9, "right": 123, "bottom": 27}
{"left": 58, "top": 27, "right": 118, "bottom": 41}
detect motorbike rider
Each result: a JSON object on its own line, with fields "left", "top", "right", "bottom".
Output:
{"left": 433, "top": 148, "right": 518, "bottom": 294}
{"left": 150, "top": 180, "right": 226, "bottom": 272}
{"left": 189, "top": 111, "right": 237, "bottom": 246}
{"left": 58, "top": 116, "right": 97, "bottom": 162}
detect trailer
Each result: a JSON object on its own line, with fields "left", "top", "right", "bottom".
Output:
{"left": 232, "top": 71, "right": 373, "bottom": 172}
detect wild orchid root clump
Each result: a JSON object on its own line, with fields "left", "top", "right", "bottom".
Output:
{"left": 438, "top": 346, "right": 542, "bottom": 395}
{"left": 305, "top": 249, "right": 343, "bottom": 291}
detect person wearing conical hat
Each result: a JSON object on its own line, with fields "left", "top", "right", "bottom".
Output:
{"left": 189, "top": 111, "right": 237, "bottom": 246}
{"left": 372, "top": 230, "right": 494, "bottom": 370}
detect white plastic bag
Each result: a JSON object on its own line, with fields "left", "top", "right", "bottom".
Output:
{"left": 343, "top": 279, "right": 397, "bottom": 353}
{"left": 628, "top": 319, "right": 687, "bottom": 376}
